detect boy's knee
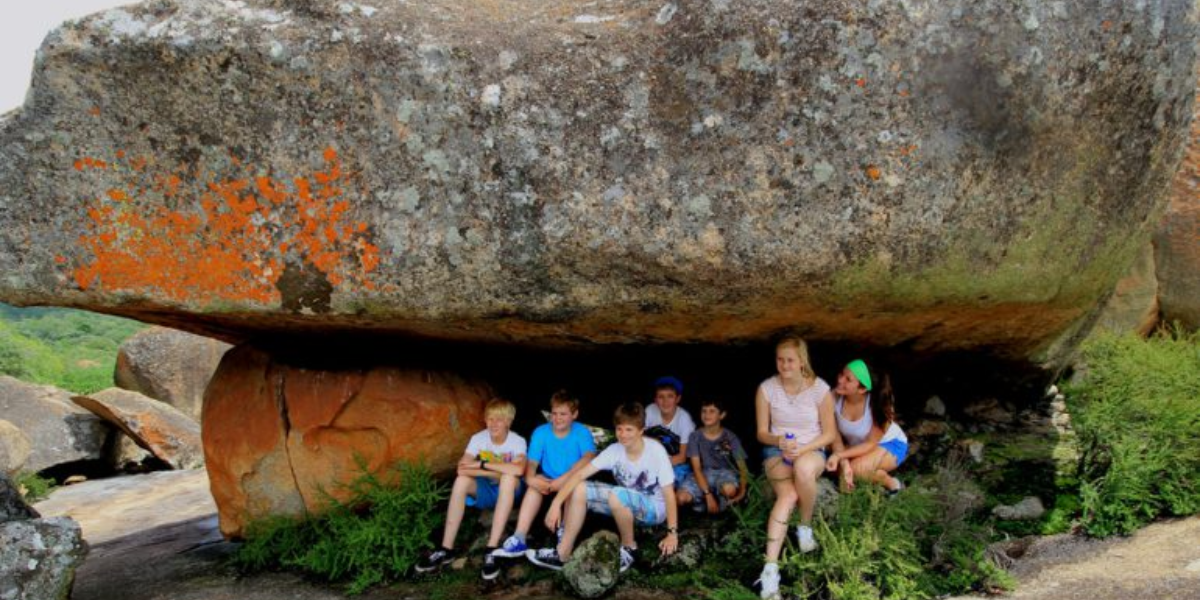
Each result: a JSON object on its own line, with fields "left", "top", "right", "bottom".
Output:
{"left": 452, "top": 475, "right": 474, "bottom": 490}
{"left": 499, "top": 473, "right": 518, "bottom": 489}
{"left": 606, "top": 491, "right": 630, "bottom": 513}
{"left": 719, "top": 483, "right": 737, "bottom": 498}
{"left": 677, "top": 491, "right": 693, "bottom": 505}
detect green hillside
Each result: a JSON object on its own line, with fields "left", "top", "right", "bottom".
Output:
{"left": 0, "top": 304, "right": 146, "bottom": 393}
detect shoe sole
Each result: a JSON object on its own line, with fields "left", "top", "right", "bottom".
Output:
{"left": 490, "top": 548, "right": 528, "bottom": 558}
{"left": 525, "top": 550, "right": 564, "bottom": 571}
{"left": 481, "top": 568, "right": 501, "bottom": 581}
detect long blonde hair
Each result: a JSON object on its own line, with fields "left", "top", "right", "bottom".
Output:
{"left": 776, "top": 335, "right": 814, "bottom": 380}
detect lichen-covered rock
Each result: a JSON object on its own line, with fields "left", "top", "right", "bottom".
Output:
{"left": 72, "top": 388, "right": 204, "bottom": 470}
{"left": 202, "top": 344, "right": 489, "bottom": 538}
{"left": 115, "top": 327, "right": 232, "bottom": 422}
{"left": 0, "top": 517, "right": 86, "bottom": 600}
{"left": 563, "top": 530, "right": 621, "bottom": 599}
{"left": 0, "top": 377, "right": 111, "bottom": 474}
{"left": 992, "top": 496, "right": 1047, "bottom": 521}
{"left": 1154, "top": 65, "right": 1200, "bottom": 331}
{"left": 0, "top": 0, "right": 1194, "bottom": 366}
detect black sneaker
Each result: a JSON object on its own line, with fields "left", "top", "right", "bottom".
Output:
{"left": 481, "top": 552, "right": 501, "bottom": 580}
{"left": 526, "top": 547, "right": 566, "bottom": 571}
{"left": 415, "top": 547, "right": 456, "bottom": 573}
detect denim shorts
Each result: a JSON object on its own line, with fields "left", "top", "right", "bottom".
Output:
{"left": 678, "top": 468, "right": 739, "bottom": 512}
{"left": 762, "top": 446, "right": 827, "bottom": 462}
{"left": 466, "top": 476, "right": 525, "bottom": 509}
{"left": 880, "top": 439, "right": 909, "bottom": 467}
{"left": 585, "top": 481, "right": 665, "bottom": 526}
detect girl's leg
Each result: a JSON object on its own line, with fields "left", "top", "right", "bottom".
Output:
{"left": 764, "top": 458, "right": 798, "bottom": 562}
{"left": 487, "top": 473, "right": 519, "bottom": 547}
{"left": 793, "top": 452, "right": 825, "bottom": 524}
{"left": 442, "top": 475, "right": 478, "bottom": 549}
{"left": 719, "top": 482, "right": 738, "bottom": 499}
{"left": 850, "top": 448, "right": 899, "bottom": 490}
{"left": 677, "top": 490, "right": 694, "bottom": 505}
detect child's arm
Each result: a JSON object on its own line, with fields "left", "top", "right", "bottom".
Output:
{"left": 457, "top": 452, "right": 488, "bottom": 477}
{"left": 688, "top": 455, "right": 719, "bottom": 513}
{"left": 548, "top": 451, "right": 597, "bottom": 492}
{"left": 829, "top": 424, "right": 885, "bottom": 462}
{"left": 659, "top": 485, "right": 680, "bottom": 556}
{"left": 544, "top": 463, "right": 600, "bottom": 531}
{"left": 671, "top": 444, "right": 688, "bottom": 467}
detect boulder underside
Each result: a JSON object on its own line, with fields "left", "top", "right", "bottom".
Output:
{"left": 0, "top": 0, "right": 1194, "bottom": 365}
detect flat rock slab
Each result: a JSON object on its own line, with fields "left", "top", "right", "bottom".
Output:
{"left": 72, "top": 388, "right": 203, "bottom": 470}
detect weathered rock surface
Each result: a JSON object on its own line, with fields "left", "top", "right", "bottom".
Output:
{"left": 563, "top": 530, "right": 621, "bottom": 599}
{"left": 0, "top": 517, "right": 87, "bottom": 600}
{"left": 115, "top": 327, "right": 231, "bottom": 422}
{"left": 1154, "top": 64, "right": 1200, "bottom": 331}
{"left": 1093, "top": 242, "right": 1160, "bottom": 335}
{"left": 1, "top": 473, "right": 39, "bottom": 523}
{"left": 202, "top": 344, "right": 490, "bottom": 538}
{"left": 0, "top": 420, "right": 33, "bottom": 476}
{"left": 0, "top": 377, "right": 111, "bottom": 473}
{"left": 72, "top": 388, "right": 204, "bottom": 470}
{"left": 0, "top": 0, "right": 1194, "bottom": 366}
{"left": 994, "top": 496, "right": 1047, "bottom": 521}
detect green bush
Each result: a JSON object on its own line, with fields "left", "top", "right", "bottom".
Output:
{"left": 234, "top": 458, "right": 447, "bottom": 595}
{"left": 784, "top": 459, "right": 1011, "bottom": 600}
{"left": 0, "top": 304, "right": 145, "bottom": 393}
{"left": 1065, "top": 328, "right": 1200, "bottom": 537}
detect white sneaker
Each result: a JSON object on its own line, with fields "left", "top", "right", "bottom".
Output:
{"left": 797, "top": 525, "right": 818, "bottom": 553}
{"left": 755, "top": 562, "right": 781, "bottom": 600}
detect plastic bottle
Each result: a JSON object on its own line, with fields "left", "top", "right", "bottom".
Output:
{"left": 782, "top": 432, "right": 795, "bottom": 466}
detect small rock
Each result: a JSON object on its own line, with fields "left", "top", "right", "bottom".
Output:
{"left": 924, "top": 396, "right": 946, "bottom": 416}
{"left": 563, "top": 530, "right": 620, "bottom": 599}
{"left": 448, "top": 556, "right": 468, "bottom": 571}
{"left": 909, "top": 420, "right": 948, "bottom": 437}
{"left": 961, "top": 439, "right": 985, "bottom": 463}
{"left": 992, "top": 496, "right": 1046, "bottom": 521}
{"left": 963, "top": 398, "right": 1013, "bottom": 425}
{"left": 63, "top": 476, "right": 88, "bottom": 486}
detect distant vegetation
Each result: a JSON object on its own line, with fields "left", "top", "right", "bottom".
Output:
{"left": 0, "top": 303, "right": 146, "bottom": 393}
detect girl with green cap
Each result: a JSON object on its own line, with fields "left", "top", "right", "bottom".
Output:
{"left": 825, "top": 359, "right": 908, "bottom": 494}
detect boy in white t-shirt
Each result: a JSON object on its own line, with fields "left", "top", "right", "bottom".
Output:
{"left": 416, "top": 398, "right": 527, "bottom": 581}
{"left": 644, "top": 375, "right": 696, "bottom": 482}
{"left": 527, "top": 402, "right": 679, "bottom": 573}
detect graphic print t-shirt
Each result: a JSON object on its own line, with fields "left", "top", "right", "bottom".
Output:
{"left": 686, "top": 428, "right": 747, "bottom": 472}
{"left": 464, "top": 429, "right": 527, "bottom": 464}
{"left": 591, "top": 437, "right": 675, "bottom": 514}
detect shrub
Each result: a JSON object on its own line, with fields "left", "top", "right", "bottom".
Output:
{"left": 234, "top": 458, "right": 447, "bottom": 594}
{"left": 784, "top": 457, "right": 1011, "bottom": 599}
{"left": 14, "top": 471, "right": 57, "bottom": 503}
{"left": 1065, "top": 328, "right": 1200, "bottom": 537}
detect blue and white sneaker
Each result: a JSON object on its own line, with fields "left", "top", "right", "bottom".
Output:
{"left": 491, "top": 535, "right": 529, "bottom": 558}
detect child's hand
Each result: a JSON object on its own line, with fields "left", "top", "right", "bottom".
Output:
{"left": 841, "top": 464, "right": 855, "bottom": 491}
{"left": 731, "top": 485, "right": 747, "bottom": 504}
{"left": 705, "top": 494, "right": 719, "bottom": 514}
{"left": 659, "top": 531, "right": 678, "bottom": 556}
{"left": 825, "top": 454, "right": 839, "bottom": 472}
{"left": 544, "top": 505, "right": 562, "bottom": 532}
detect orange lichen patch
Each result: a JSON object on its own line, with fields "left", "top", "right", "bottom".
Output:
{"left": 89, "top": 106, "right": 101, "bottom": 116}
{"left": 855, "top": 77, "right": 867, "bottom": 88}
{"left": 865, "top": 165, "right": 882, "bottom": 181}
{"left": 70, "top": 147, "right": 381, "bottom": 304}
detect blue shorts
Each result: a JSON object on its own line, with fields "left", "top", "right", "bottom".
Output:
{"left": 678, "top": 468, "right": 740, "bottom": 512}
{"left": 585, "top": 481, "right": 665, "bottom": 526}
{"left": 672, "top": 462, "right": 692, "bottom": 483}
{"left": 880, "top": 439, "right": 908, "bottom": 467}
{"left": 465, "top": 476, "right": 525, "bottom": 509}
{"left": 762, "top": 446, "right": 827, "bottom": 462}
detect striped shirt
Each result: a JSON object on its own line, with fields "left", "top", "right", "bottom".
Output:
{"left": 760, "top": 375, "right": 830, "bottom": 445}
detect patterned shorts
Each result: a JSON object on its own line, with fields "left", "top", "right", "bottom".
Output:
{"left": 585, "top": 481, "right": 665, "bottom": 526}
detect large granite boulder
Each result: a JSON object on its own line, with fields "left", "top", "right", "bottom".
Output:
{"left": 202, "top": 344, "right": 490, "bottom": 538}
{"left": 1154, "top": 64, "right": 1200, "bottom": 331}
{"left": 115, "top": 326, "right": 232, "bottom": 422}
{"left": 0, "top": 0, "right": 1194, "bottom": 366}
{"left": 0, "top": 377, "right": 111, "bottom": 474}
{"left": 72, "top": 388, "right": 204, "bottom": 470}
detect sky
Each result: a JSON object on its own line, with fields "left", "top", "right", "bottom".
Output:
{"left": 1, "top": 1, "right": 131, "bottom": 111}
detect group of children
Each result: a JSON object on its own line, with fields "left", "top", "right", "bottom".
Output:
{"left": 414, "top": 343, "right": 907, "bottom": 600}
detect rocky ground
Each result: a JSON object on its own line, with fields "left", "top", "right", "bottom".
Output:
{"left": 32, "top": 469, "right": 1200, "bottom": 600}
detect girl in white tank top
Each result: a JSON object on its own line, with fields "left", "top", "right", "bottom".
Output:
{"left": 826, "top": 359, "right": 907, "bottom": 494}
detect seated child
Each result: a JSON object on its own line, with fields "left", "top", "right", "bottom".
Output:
{"left": 492, "top": 390, "right": 596, "bottom": 559}
{"left": 644, "top": 375, "right": 696, "bottom": 482}
{"left": 527, "top": 402, "right": 679, "bottom": 573}
{"left": 416, "top": 398, "right": 527, "bottom": 580}
{"left": 677, "top": 398, "right": 749, "bottom": 513}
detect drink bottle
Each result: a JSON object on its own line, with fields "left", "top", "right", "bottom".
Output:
{"left": 782, "top": 432, "right": 795, "bottom": 466}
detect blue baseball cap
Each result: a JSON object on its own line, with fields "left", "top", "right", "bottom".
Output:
{"left": 654, "top": 376, "right": 683, "bottom": 395}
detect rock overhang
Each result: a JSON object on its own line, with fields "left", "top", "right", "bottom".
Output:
{"left": 0, "top": 0, "right": 1194, "bottom": 366}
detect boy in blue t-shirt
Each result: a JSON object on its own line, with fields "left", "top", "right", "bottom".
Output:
{"left": 492, "top": 390, "right": 596, "bottom": 559}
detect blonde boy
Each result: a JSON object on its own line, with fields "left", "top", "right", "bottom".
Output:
{"left": 416, "top": 398, "right": 527, "bottom": 581}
